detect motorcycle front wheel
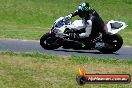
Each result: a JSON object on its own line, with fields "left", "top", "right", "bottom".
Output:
{"left": 40, "top": 33, "right": 61, "bottom": 50}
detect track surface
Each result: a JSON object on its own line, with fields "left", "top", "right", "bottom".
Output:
{"left": 0, "top": 39, "right": 132, "bottom": 59}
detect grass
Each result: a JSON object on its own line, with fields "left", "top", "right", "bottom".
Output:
{"left": 0, "top": 52, "right": 132, "bottom": 88}
{"left": 0, "top": 0, "right": 131, "bottom": 45}
{"left": 0, "top": 1, "right": 131, "bottom": 87}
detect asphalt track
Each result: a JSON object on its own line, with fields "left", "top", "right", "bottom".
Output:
{"left": 0, "top": 39, "right": 132, "bottom": 59}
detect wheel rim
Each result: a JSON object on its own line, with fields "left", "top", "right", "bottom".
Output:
{"left": 44, "top": 37, "right": 54, "bottom": 46}
{"left": 109, "top": 39, "right": 118, "bottom": 48}
{"left": 105, "top": 36, "right": 121, "bottom": 50}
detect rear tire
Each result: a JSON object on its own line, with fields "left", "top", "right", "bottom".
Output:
{"left": 99, "top": 33, "right": 123, "bottom": 53}
{"left": 40, "top": 33, "right": 61, "bottom": 50}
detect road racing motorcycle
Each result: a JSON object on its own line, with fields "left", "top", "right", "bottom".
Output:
{"left": 40, "top": 17, "right": 128, "bottom": 53}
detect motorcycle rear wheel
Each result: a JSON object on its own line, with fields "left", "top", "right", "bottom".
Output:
{"left": 99, "top": 33, "right": 123, "bottom": 53}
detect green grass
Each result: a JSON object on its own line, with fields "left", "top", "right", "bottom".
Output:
{"left": 0, "top": 0, "right": 131, "bottom": 45}
{"left": 0, "top": 1, "right": 131, "bottom": 87}
{"left": 0, "top": 52, "right": 132, "bottom": 88}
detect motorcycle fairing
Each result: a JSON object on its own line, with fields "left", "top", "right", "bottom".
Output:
{"left": 72, "top": 20, "right": 86, "bottom": 30}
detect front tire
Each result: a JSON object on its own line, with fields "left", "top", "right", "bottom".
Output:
{"left": 40, "top": 33, "right": 61, "bottom": 50}
{"left": 99, "top": 33, "right": 123, "bottom": 53}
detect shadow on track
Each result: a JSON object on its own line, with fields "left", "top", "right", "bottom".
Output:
{"left": 53, "top": 49, "right": 120, "bottom": 55}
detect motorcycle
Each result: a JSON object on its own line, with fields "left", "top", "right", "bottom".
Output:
{"left": 40, "top": 16, "right": 128, "bottom": 53}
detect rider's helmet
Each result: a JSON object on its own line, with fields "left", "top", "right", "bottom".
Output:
{"left": 78, "top": 2, "right": 90, "bottom": 18}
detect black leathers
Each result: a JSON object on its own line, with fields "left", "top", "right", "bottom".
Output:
{"left": 71, "top": 9, "right": 106, "bottom": 39}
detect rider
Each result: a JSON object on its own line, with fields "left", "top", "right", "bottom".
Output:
{"left": 65, "top": 2, "right": 106, "bottom": 39}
